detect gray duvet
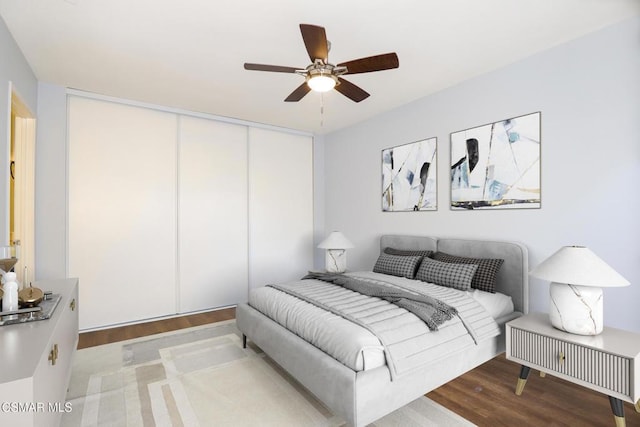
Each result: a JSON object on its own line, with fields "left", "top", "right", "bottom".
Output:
{"left": 250, "top": 271, "right": 500, "bottom": 380}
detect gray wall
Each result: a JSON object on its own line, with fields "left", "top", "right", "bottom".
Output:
{"left": 0, "top": 16, "right": 37, "bottom": 245}
{"left": 322, "top": 17, "right": 640, "bottom": 332}
{"left": 35, "top": 82, "right": 67, "bottom": 280}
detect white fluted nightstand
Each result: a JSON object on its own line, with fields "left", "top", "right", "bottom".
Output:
{"left": 506, "top": 312, "right": 640, "bottom": 427}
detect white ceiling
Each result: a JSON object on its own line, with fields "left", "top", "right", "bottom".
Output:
{"left": 1, "top": 0, "right": 639, "bottom": 134}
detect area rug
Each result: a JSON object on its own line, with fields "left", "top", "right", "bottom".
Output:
{"left": 63, "top": 320, "right": 475, "bottom": 427}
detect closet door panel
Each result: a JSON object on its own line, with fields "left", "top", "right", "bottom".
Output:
{"left": 178, "top": 116, "right": 248, "bottom": 312}
{"left": 248, "top": 128, "right": 313, "bottom": 290}
{"left": 68, "top": 96, "right": 177, "bottom": 330}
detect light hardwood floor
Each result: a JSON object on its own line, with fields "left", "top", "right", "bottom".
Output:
{"left": 78, "top": 309, "right": 640, "bottom": 426}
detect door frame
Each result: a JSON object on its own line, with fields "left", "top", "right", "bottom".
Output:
{"left": 8, "top": 84, "right": 36, "bottom": 285}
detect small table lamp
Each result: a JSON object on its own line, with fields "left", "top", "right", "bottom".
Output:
{"left": 530, "top": 246, "right": 629, "bottom": 335}
{"left": 317, "top": 231, "right": 354, "bottom": 273}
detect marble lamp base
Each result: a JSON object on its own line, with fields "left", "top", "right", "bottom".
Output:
{"left": 549, "top": 282, "right": 603, "bottom": 335}
{"left": 325, "top": 249, "right": 347, "bottom": 273}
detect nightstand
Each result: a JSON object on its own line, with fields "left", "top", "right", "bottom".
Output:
{"left": 506, "top": 312, "right": 640, "bottom": 427}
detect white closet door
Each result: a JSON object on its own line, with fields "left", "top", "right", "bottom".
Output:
{"left": 178, "top": 116, "right": 248, "bottom": 312}
{"left": 248, "top": 128, "right": 314, "bottom": 290}
{"left": 68, "top": 96, "right": 178, "bottom": 330}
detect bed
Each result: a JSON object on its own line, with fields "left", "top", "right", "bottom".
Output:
{"left": 236, "top": 235, "right": 529, "bottom": 426}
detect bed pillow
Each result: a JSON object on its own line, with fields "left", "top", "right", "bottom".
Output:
{"left": 467, "top": 288, "right": 515, "bottom": 319}
{"left": 431, "top": 252, "right": 504, "bottom": 293}
{"left": 373, "top": 254, "right": 422, "bottom": 279}
{"left": 383, "top": 247, "right": 434, "bottom": 258}
{"left": 415, "top": 257, "right": 478, "bottom": 291}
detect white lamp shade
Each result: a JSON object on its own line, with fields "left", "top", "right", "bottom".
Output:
{"left": 317, "top": 231, "right": 354, "bottom": 249}
{"left": 530, "top": 246, "right": 629, "bottom": 288}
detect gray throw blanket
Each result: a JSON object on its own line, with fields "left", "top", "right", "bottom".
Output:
{"left": 300, "top": 271, "right": 457, "bottom": 331}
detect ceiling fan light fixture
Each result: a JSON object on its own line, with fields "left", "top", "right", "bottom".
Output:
{"left": 307, "top": 73, "right": 337, "bottom": 92}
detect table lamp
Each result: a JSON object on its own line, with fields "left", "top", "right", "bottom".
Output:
{"left": 529, "top": 246, "right": 629, "bottom": 335}
{"left": 317, "top": 231, "right": 354, "bottom": 273}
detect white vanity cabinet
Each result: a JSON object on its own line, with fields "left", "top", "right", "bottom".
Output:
{"left": 0, "top": 278, "right": 79, "bottom": 427}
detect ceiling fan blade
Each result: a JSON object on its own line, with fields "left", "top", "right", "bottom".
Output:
{"left": 244, "top": 63, "right": 300, "bottom": 73}
{"left": 284, "top": 82, "right": 312, "bottom": 102}
{"left": 300, "top": 24, "right": 328, "bottom": 62}
{"left": 335, "top": 78, "right": 370, "bottom": 102}
{"left": 338, "top": 53, "right": 399, "bottom": 75}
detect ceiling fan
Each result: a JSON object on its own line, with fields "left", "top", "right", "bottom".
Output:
{"left": 244, "top": 24, "right": 399, "bottom": 103}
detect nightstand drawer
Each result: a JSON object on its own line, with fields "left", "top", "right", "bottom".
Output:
{"left": 510, "top": 328, "right": 632, "bottom": 397}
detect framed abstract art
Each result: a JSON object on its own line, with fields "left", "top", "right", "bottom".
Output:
{"left": 382, "top": 137, "right": 437, "bottom": 211}
{"left": 450, "top": 112, "right": 541, "bottom": 210}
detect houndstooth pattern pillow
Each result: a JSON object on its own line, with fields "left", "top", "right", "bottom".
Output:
{"left": 432, "top": 252, "right": 504, "bottom": 293}
{"left": 415, "top": 257, "right": 478, "bottom": 291}
{"left": 383, "top": 247, "right": 434, "bottom": 258}
{"left": 373, "top": 254, "right": 422, "bottom": 279}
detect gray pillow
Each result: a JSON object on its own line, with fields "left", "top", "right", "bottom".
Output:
{"left": 431, "top": 252, "right": 504, "bottom": 293}
{"left": 373, "top": 254, "right": 422, "bottom": 279}
{"left": 415, "top": 257, "right": 478, "bottom": 291}
{"left": 383, "top": 247, "right": 434, "bottom": 258}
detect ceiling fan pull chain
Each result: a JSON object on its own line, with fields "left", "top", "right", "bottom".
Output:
{"left": 320, "top": 93, "right": 325, "bottom": 127}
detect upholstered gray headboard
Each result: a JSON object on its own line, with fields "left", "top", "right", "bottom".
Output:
{"left": 380, "top": 235, "right": 529, "bottom": 314}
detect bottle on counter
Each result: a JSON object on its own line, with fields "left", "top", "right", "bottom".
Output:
{"left": 2, "top": 272, "right": 19, "bottom": 312}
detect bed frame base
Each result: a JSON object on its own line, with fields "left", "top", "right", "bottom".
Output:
{"left": 238, "top": 302, "right": 518, "bottom": 426}
{"left": 236, "top": 235, "right": 529, "bottom": 426}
